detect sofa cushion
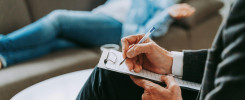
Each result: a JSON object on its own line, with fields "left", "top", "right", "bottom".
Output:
{"left": 0, "top": 48, "right": 99, "bottom": 100}
{"left": 153, "top": 26, "right": 190, "bottom": 51}
{"left": 26, "top": 0, "right": 106, "bottom": 21}
{"left": 175, "top": 0, "right": 223, "bottom": 28}
{"left": 0, "top": 0, "right": 31, "bottom": 34}
{"left": 190, "top": 15, "right": 222, "bottom": 50}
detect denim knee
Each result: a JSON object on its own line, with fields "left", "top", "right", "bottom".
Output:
{"left": 48, "top": 9, "right": 69, "bottom": 20}
{"left": 45, "top": 10, "right": 70, "bottom": 31}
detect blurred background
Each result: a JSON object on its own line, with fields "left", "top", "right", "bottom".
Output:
{"left": 0, "top": 0, "right": 235, "bottom": 100}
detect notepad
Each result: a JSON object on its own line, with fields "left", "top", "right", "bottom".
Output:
{"left": 98, "top": 49, "right": 201, "bottom": 91}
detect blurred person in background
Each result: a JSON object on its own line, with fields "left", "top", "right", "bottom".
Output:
{"left": 0, "top": 0, "right": 195, "bottom": 69}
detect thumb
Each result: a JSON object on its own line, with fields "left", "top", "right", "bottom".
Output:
{"left": 161, "top": 75, "right": 178, "bottom": 89}
{"left": 130, "top": 76, "right": 167, "bottom": 94}
{"left": 126, "top": 42, "right": 154, "bottom": 58}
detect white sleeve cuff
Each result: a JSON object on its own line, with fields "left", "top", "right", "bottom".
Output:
{"left": 171, "top": 51, "right": 184, "bottom": 77}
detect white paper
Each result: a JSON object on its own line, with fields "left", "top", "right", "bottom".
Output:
{"left": 98, "top": 49, "right": 201, "bottom": 91}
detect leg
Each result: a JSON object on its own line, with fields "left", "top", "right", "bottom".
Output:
{"left": 0, "top": 10, "right": 122, "bottom": 51}
{"left": 0, "top": 39, "right": 76, "bottom": 67}
{"left": 0, "top": 11, "right": 61, "bottom": 51}
{"left": 76, "top": 67, "right": 144, "bottom": 100}
{"left": 76, "top": 67, "right": 198, "bottom": 100}
{"left": 0, "top": 10, "right": 121, "bottom": 67}
{"left": 55, "top": 10, "right": 122, "bottom": 46}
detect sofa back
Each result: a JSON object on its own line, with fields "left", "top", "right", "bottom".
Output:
{"left": 0, "top": 0, "right": 106, "bottom": 35}
{"left": 0, "top": 0, "right": 220, "bottom": 35}
{"left": 26, "top": 0, "right": 106, "bottom": 21}
{"left": 0, "top": 0, "right": 31, "bottom": 35}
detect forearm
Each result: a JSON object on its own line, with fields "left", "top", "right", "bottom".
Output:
{"left": 182, "top": 50, "right": 208, "bottom": 83}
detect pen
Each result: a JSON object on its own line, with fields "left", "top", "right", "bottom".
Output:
{"left": 119, "top": 27, "right": 156, "bottom": 65}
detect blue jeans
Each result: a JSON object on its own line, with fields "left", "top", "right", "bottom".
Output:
{"left": 0, "top": 10, "right": 122, "bottom": 67}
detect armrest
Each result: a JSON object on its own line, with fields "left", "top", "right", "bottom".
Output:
{"left": 175, "top": 0, "right": 224, "bottom": 28}
{"left": 89, "top": 0, "right": 107, "bottom": 10}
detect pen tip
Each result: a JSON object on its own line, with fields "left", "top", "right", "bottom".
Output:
{"left": 119, "top": 62, "right": 123, "bottom": 65}
{"left": 119, "top": 58, "right": 127, "bottom": 66}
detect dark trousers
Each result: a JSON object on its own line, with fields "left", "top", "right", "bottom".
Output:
{"left": 76, "top": 67, "right": 198, "bottom": 100}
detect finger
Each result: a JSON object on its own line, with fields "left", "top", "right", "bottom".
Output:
{"left": 181, "top": 3, "right": 189, "bottom": 8}
{"left": 130, "top": 76, "right": 167, "bottom": 94}
{"left": 132, "top": 56, "right": 142, "bottom": 73}
{"left": 133, "top": 56, "right": 142, "bottom": 73}
{"left": 185, "top": 7, "right": 195, "bottom": 17}
{"left": 125, "top": 58, "right": 134, "bottom": 71}
{"left": 190, "top": 7, "right": 196, "bottom": 15}
{"left": 126, "top": 42, "right": 154, "bottom": 58}
{"left": 123, "top": 34, "right": 145, "bottom": 45}
{"left": 161, "top": 75, "right": 178, "bottom": 89}
{"left": 121, "top": 38, "right": 129, "bottom": 58}
{"left": 124, "top": 44, "right": 135, "bottom": 59}
{"left": 175, "top": 12, "right": 181, "bottom": 19}
{"left": 181, "top": 11, "right": 188, "bottom": 17}
{"left": 133, "top": 55, "right": 144, "bottom": 73}
{"left": 121, "top": 34, "right": 145, "bottom": 58}
{"left": 142, "top": 91, "right": 150, "bottom": 100}
{"left": 138, "top": 54, "right": 144, "bottom": 66}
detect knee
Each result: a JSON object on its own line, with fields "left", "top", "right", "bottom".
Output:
{"left": 48, "top": 10, "right": 68, "bottom": 19}
{"left": 46, "top": 10, "right": 69, "bottom": 25}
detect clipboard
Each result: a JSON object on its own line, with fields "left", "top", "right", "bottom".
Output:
{"left": 98, "top": 49, "right": 201, "bottom": 91}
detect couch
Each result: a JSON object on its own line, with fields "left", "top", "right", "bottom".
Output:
{"left": 0, "top": 0, "right": 223, "bottom": 99}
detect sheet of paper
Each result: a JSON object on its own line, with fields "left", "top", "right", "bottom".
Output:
{"left": 98, "top": 49, "right": 201, "bottom": 91}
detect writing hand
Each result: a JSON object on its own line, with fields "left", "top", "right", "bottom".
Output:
{"left": 121, "top": 34, "right": 173, "bottom": 74}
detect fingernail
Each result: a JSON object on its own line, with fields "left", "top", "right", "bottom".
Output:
{"left": 134, "top": 67, "right": 141, "bottom": 73}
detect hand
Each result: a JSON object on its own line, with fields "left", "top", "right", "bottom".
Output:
{"left": 168, "top": 3, "right": 195, "bottom": 19}
{"left": 0, "top": 60, "right": 2, "bottom": 69}
{"left": 121, "top": 34, "right": 173, "bottom": 74}
{"left": 130, "top": 75, "right": 182, "bottom": 100}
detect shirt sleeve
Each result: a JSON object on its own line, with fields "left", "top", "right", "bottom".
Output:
{"left": 171, "top": 51, "right": 184, "bottom": 77}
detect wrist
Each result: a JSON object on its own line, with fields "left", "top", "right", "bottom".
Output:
{"left": 0, "top": 60, "right": 2, "bottom": 69}
{"left": 167, "top": 51, "right": 173, "bottom": 74}
{"left": 160, "top": 49, "right": 173, "bottom": 74}
{"left": 152, "top": 43, "right": 173, "bottom": 74}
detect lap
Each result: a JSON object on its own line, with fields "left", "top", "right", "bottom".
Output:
{"left": 76, "top": 67, "right": 143, "bottom": 100}
{"left": 76, "top": 67, "right": 198, "bottom": 100}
